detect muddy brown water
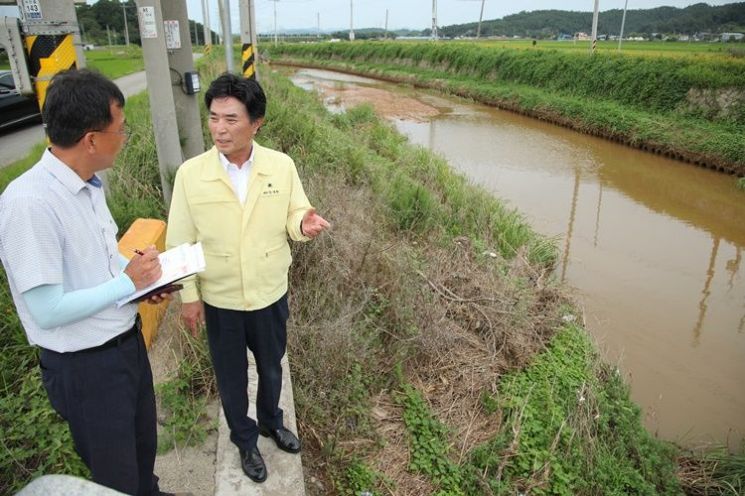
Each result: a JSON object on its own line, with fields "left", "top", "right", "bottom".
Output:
{"left": 289, "top": 67, "right": 745, "bottom": 449}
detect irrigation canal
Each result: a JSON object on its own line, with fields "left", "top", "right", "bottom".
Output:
{"left": 288, "top": 67, "right": 745, "bottom": 449}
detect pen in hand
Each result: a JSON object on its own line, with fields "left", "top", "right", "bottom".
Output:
{"left": 132, "top": 248, "right": 146, "bottom": 256}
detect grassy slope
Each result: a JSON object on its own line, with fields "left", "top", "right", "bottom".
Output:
{"left": 267, "top": 42, "right": 745, "bottom": 175}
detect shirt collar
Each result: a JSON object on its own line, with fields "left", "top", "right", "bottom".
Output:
{"left": 218, "top": 145, "right": 255, "bottom": 172}
{"left": 39, "top": 148, "right": 96, "bottom": 195}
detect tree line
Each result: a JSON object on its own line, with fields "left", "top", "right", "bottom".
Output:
{"left": 75, "top": 0, "right": 217, "bottom": 47}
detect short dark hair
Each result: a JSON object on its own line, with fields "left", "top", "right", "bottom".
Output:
{"left": 42, "top": 69, "right": 125, "bottom": 148}
{"left": 205, "top": 73, "right": 266, "bottom": 122}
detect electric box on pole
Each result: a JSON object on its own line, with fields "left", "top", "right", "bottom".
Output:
{"left": 161, "top": 0, "right": 205, "bottom": 160}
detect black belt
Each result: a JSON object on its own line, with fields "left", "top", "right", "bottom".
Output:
{"left": 78, "top": 314, "right": 142, "bottom": 353}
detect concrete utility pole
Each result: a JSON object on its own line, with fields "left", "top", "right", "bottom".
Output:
{"left": 349, "top": 0, "right": 354, "bottom": 41}
{"left": 218, "top": 0, "right": 234, "bottom": 72}
{"left": 618, "top": 0, "right": 628, "bottom": 51}
{"left": 161, "top": 0, "right": 204, "bottom": 160}
{"left": 431, "top": 0, "right": 437, "bottom": 40}
{"left": 122, "top": 3, "right": 130, "bottom": 46}
{"left": 270, "top": 0, "right": 278, "bottom": 46}
{"left": 384, "top": 9, "right": 388, "bottom": 39}
{"left": 317, "top": 11, "right": 320, "bottom": 38}
{"left": 590, "top": 0, "right": 600, "bottom": 53}
{"left": 202, "top": 0, "right": 211, "bottom": 46}
{"left": 135, "top": 0, "right": 184, "bottom": 204}
{"left": 239, "top": 0, "right": 258, "bottom": 79}
{"left": 194, "top": 18, "right": 199, "bottom": 46}
{"left": 477, "top": 0, "right": 485, "bottom": 39}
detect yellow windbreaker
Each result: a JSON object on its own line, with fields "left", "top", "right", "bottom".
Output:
{"left": 166, "top": 143, "right": 312, "bottom": 311}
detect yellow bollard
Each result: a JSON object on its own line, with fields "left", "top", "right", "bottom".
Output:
{"left": 117, "top": 218, "right": 168, "bottom": 349}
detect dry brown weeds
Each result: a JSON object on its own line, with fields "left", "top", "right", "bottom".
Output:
{"left": 286, "top": 172, "right": 568, "bottom": 494}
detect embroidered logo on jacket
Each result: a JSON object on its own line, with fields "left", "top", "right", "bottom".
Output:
{"left": 262, "top": 183, "right": 280, "bottom": 196}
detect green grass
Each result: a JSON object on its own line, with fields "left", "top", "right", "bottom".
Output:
{"left": 469, "top": 39, "right": 743, "bottom": 58}
{"left": 0, "top": 142, "right": 45, "bottom": 192}
{"left": 85, "top": 46, "right": 144, "bottom": 79}
{"left": 268, "top": 42, "right": 745, "bottom": 172}
{"left": 270, "top": 41, "right": 745, "bottom": 116}
{"left": 465, "top": 324, "right": 681, "bottom": 495}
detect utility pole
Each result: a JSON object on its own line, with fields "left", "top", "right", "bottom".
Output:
{"left": 217, "top": 0, "right": 234, "bottom": 72}
{"left": 477, "top": 0, "right": 485, "bottom": 39}
{"left": 194, "top": 18, "right": 199, "bottom": 46}
{"left": 239, "top": 0, "right": 258, "bottom": 79}
{"left": 202, "top": 0, "right": 211, "bottom": 46}
{"left": 384, "top": 9, "right": 388, "bottom": 39}
{"left": 106, "top": 24, "right": 112, "bottom": 46}
{"left": 317, "top": 11, "right": 320, "bottom": 38}
{"left": 590, "top": 0, "right": 600, "bottom": 54}
{"left": 431, "top": 0, "right": 437, "bottom": 40}
{"left": 135, "top": 0, "right": 185, "bottom": 204}
{"left": 161, "top": 0, "right": 204, "bottom": 159}
{"left": 271, "top": 0, "right": 278, "bottom": 46}
{"left": 122, "top": 3, "right": 130, "bottom": 46}
{"left": 618, "top": 0, "right": 628, "bottom": 51}
{"left": 349, "top": 0, "right": 354, "bottom": 41}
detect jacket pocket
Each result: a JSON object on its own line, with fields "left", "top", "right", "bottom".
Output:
{"left": 200, "top": 250, "right": 237, "bottom": 290}
{"left": 260, "top": 241, "right": 292, "bottom": 291}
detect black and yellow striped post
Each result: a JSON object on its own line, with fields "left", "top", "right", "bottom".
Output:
{"left": 241, "top": 42, "right": 256, "bottom": 80}
{"left": 24, "top": 33, "right": 79, "bottom": 110}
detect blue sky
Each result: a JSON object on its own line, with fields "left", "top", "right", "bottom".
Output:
{"left": 0, "top": 1, "right": 740, "bottom": 33}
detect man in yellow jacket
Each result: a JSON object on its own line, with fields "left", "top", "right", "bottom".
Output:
{"left": 166, "top": 73, "right": 329, "bottom": 483}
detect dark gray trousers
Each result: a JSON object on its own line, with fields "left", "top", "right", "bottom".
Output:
{"left": 39, "top": 319, "right": 159, "bottom": 496}
{"left": 204, "top": 294, "right": 289, "bottom": 452}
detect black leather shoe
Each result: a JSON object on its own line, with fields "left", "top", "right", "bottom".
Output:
{"left": 239, "top": 447, "right": 267, "bottom": 483}
{"left": 259, "top": 426, "right": 302, "bottom": 453}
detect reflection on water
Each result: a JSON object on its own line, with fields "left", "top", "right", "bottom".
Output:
{"left": 290, "top": 68, "right": 745, "bottom": 448}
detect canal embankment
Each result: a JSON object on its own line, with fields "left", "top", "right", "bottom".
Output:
{"left": 267, "top": 41, "right": 745, "bottom": 177}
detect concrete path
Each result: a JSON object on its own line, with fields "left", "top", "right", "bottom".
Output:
{"left": 214, "top": 354, "right": 306, "bottom": 496}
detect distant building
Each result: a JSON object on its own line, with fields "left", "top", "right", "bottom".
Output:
{"left": 721, "top": 32, "right": 744, "bottom": 42}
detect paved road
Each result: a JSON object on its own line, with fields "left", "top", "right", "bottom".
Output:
{"left": 0, "top": 70, "right": 148, "bottom": 168}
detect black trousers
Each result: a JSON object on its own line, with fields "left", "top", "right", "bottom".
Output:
{"left": 204, "top": 294, "right": 289, "bottom": 452}
{"left": 39, "top": 319, "right": 159, "bottom": 496}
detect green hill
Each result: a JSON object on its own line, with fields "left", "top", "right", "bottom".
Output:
{"left": 438, "top": 2, "right": 745, "bottom": 38}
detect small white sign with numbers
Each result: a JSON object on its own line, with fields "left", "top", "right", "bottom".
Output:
{"left": 22, "top": 0, "right": 43, "bottom": 20}
{"left": 138, "top": 6, "right": 158, "bottom": 39}
{"left": 164, "top": 20, "right": 181, "bottom": 49}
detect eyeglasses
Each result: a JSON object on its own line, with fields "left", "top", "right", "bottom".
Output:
{"left": 75, "top": 125, "right": 131, "bottom": 143}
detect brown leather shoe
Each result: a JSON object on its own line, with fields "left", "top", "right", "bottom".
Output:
{"left": 259, "top": 426, "right": 301, "bottom": 453}
{"left": 239, "top": 447, "right": 267, "bottom": 483}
